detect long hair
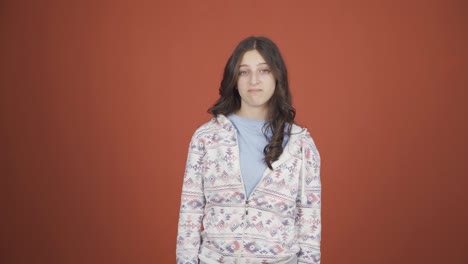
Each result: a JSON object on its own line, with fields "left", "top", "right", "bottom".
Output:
{"left": 207, "top": 36, "right": 296, "bottom": 170}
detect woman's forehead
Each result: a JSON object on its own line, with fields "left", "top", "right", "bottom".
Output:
{"left": 239, "top": 50, "right": 268, "bottom": 67}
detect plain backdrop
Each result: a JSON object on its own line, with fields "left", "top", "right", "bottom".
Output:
{"left": 2, "top": 0, "right": 467, "bottom": 263}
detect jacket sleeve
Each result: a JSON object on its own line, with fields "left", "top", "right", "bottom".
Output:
{"left": 296, "top": 131, "right": 321, "bottom": 264}
{"left": 176, "top": 132, "right": 206, "bottom": 264}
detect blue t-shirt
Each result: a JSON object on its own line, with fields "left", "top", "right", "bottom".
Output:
{"left": 227, "top": 114, "right": 289, "bottom": 198}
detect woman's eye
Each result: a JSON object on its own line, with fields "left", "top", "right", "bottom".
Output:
{"left": 259, "top": 69, "right": 270, "bottom": 74}
{"left": 239, "top": 70, "right": 248, "bottom": 76}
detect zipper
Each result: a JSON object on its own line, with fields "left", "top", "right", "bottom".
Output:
{"left": 232, "top": 127, "right": 267, "bottom": 262}
{"left": 232, "top": 128, "right": 247, "bottom": 262}
{"left": 245, "top": 199, "right": 249, "bottom": 215}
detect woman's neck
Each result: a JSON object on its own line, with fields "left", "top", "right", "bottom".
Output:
{"left": 235, "top": 107, "right": 268, "bottom": 120}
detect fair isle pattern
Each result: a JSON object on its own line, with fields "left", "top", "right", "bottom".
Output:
{"left": 177, "top": 115, "right": 321, "bottom": 264}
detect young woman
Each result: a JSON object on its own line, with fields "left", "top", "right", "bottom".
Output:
{"left": 176, "top": 36, "right": 321, "bottom": 264}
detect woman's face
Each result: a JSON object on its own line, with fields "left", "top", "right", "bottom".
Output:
{"left": 237, "top": 49, "right": 276, "bottom": 113}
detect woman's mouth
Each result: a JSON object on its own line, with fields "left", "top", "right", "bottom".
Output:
{"left": 248, "top": 89, "right": 262, "bottom": 93}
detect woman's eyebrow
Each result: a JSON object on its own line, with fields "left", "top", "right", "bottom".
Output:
{"left": 239, "top": 62, "right": 268, "bottom": 67}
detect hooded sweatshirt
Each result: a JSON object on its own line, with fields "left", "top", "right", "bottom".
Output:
{"left": 176, "top": 114, "right": 321, "bottom": 264}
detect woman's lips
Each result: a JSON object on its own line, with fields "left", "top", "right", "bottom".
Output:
{"left": 248, "top": 89, "right": 262, "bottom": 93}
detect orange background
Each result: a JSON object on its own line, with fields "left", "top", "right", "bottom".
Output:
{"left": 2, "top": 0, "right": 467, "bottom": 263}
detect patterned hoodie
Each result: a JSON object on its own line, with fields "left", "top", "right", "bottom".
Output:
{"left": 176, "top": 114, "right": 321, "bottom": 264}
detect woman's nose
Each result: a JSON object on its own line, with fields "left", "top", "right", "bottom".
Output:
{"left": 249, "top": 72, "right": 259, "bottom": 85}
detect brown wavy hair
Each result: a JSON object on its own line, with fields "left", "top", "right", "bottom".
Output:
{"left": 207, "top": 36, "right": 296, "bottom": 170}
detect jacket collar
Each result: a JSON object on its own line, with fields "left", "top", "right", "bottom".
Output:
{"left": 213, "top": 114, "right": 305, "bottom": 168}
{"left": 213, "top": 114, "right": 236, "bottom": 132}
{"left": 213, "top": 113, "right": 305, "bottom": 135}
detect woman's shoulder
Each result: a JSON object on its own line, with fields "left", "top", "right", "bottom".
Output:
{"left": 290, "top": 123, "right": 319, "bottom": 152}
{"left": 190, "top": 115, "right": 232, "bottom": 141}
